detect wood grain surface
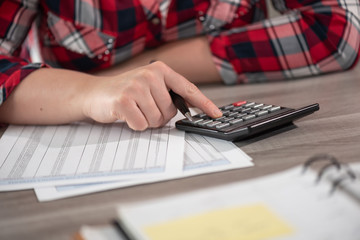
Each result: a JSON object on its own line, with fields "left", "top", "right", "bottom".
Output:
{"left": 1, "top": 66, "right": 359, "bottom": 240}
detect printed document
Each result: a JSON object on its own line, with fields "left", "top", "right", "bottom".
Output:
{"left": 0, "top": 115, "right": 184, "bottom": 191}
{"left": 34, "top": 133, "right": 253, "bottom": 201}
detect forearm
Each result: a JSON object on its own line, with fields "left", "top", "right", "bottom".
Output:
{"left": 0, "top": 68, "right": 96, "bottom": 125}
{"left": 0, "top": 63, "right": 222, "bottom": 129}
{"left": 95, "top": 36, "right": 222, "bottom": 84}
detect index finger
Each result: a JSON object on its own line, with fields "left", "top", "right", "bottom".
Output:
{"left": 153, "top": 62, "right": 222, "bottom": 118}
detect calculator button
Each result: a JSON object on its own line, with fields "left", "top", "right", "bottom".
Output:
{"left": 216, "top": 123, "right": 230, "bottom": 129}
{"left": 249, "top": 109, "right": 260, "bottom": 114}
{"left": 214, "top": 116, "right": 226, "bottom": 121}
{"left": 256, "top": 110, "right": 269, "bottom": 117}
{"left": 192, "top": 120, "right": 205, "bottom": 125}
{"left": 228, "top": 112, "right": 238, "bottom": 117}
{"left": 192, "top": 118, "right": 205, "bottom": 123}
{"left": 241, "top": 108, "right": 251, "bottom": 113}
{"left": 223, "top": 105, "right": 234, "bottom": 110}
{"left": 182, "top": 118, "right": 201, "bottom": 124}
{"left": 253, "top": 103, "right": 264, "bottom": 108}
{"left": 244, "top": 102, "right": 255, "bottom": 107}
{"left": 198, "top": 120, "right": 213, "bottom": 126}
{"left": 262, "top": 105, "right": 272, "bottom": 110}
{"left": 229, "top": 118, "right": 243, "bottom": 124}
{"left": 232, "top": 106, "right": 243, "bottom": 111}
{"left": 235, "top": 113, "right": 247, "bottom": 118}
{"left": 195, "top": 113, "right": 208, "bottom": 118}
{"left": 207, "top": 121, "right": 222, "bottom": 127}
{"left": 221, "top": 110, "right": 230, "bottom": 115}
{"left": 233, "top": 100, "right": 247, "bottom": 107}
{"left": 269, "top": 106, "right": 281, "bottom": 112}
{"left": 243, "top": 114, "right": 256, "bottom": 121}
{"left": 222, "top": 117, "right": 235, "bottom": 122}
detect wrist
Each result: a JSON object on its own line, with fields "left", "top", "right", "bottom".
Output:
{"left": 80, "top": 74, "right": 105, "bottom": 120}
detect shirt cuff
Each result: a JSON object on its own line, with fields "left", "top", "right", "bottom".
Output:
{"left": 0, "top": 58, "right": 48, "bottom": 105}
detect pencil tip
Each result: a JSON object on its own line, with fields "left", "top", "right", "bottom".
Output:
{"left": 185, "top": 112, "right": 193, "bottom": 122}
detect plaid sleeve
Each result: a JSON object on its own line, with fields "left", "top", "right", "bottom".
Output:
{"left": 0, "top": 0, "right": 45, "bottom": 105}
{"left": 209, "top": 0, "right": 360, "bottom": 84}
{"left": 0, "top": 57, "right": 45, "bottom": 105}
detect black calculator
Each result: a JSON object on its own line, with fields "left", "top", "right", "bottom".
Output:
{"left": 175, "top": 101, "right": 319, "bottom": 141}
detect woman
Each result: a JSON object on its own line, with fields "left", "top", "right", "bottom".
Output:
{"left": 0, "top": 0, "right": 359, "bottom": 130}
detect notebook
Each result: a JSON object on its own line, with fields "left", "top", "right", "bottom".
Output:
{"left": 116, "top": 154, "right": 360, "bottom": 240}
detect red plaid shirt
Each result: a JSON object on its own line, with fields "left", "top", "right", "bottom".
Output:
{"left": 0, "top": 0, "right": 359, "bottom": 105}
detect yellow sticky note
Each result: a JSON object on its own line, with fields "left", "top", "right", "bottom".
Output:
{"left": 144, "top": 203, "right": 293, "bottom": 240}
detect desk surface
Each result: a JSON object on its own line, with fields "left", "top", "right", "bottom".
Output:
{"left": 1, "top": 67, "right": 360, "bottom": 240}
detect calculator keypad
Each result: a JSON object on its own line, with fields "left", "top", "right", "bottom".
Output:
{"left": 182, "top": 101, "right": 284, "bottom": 132}
{"left": 176, "top": 101, "right": 320, "bottom": 141}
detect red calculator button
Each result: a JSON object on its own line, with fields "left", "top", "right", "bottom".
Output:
{"left": 233, "top": 101, "right": 247, "bottom": 107}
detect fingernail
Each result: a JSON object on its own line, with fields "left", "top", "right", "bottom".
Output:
{"left": 213, "top": 108, "right": 222, "bottom": 117}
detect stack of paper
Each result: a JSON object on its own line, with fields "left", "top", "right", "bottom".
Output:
{"left": 0, "top": 113, "right": 253, "bottom": 201}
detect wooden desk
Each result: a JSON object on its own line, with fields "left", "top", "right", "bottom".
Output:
{"left": 1, "top": 67, "right": 360, "bottom": 240}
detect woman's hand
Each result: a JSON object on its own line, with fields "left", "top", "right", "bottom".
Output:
{"left": 0, "top": 62, "right": 221, "bottom": 129}
{"left": 83, "top": 61, "right": 222, "bottom": 130}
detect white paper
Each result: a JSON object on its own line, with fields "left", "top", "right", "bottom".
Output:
{"left": 183, "top": 133, "right": 252, "bottom": 176}
{"left": 34, "top": 133, "right": 253, "bottom": 201}
{"left": 117, "top": 166, "right": 360, "bottom": 240}
{"left": 0, "top": 115, "right": 184, "bottom": 191}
